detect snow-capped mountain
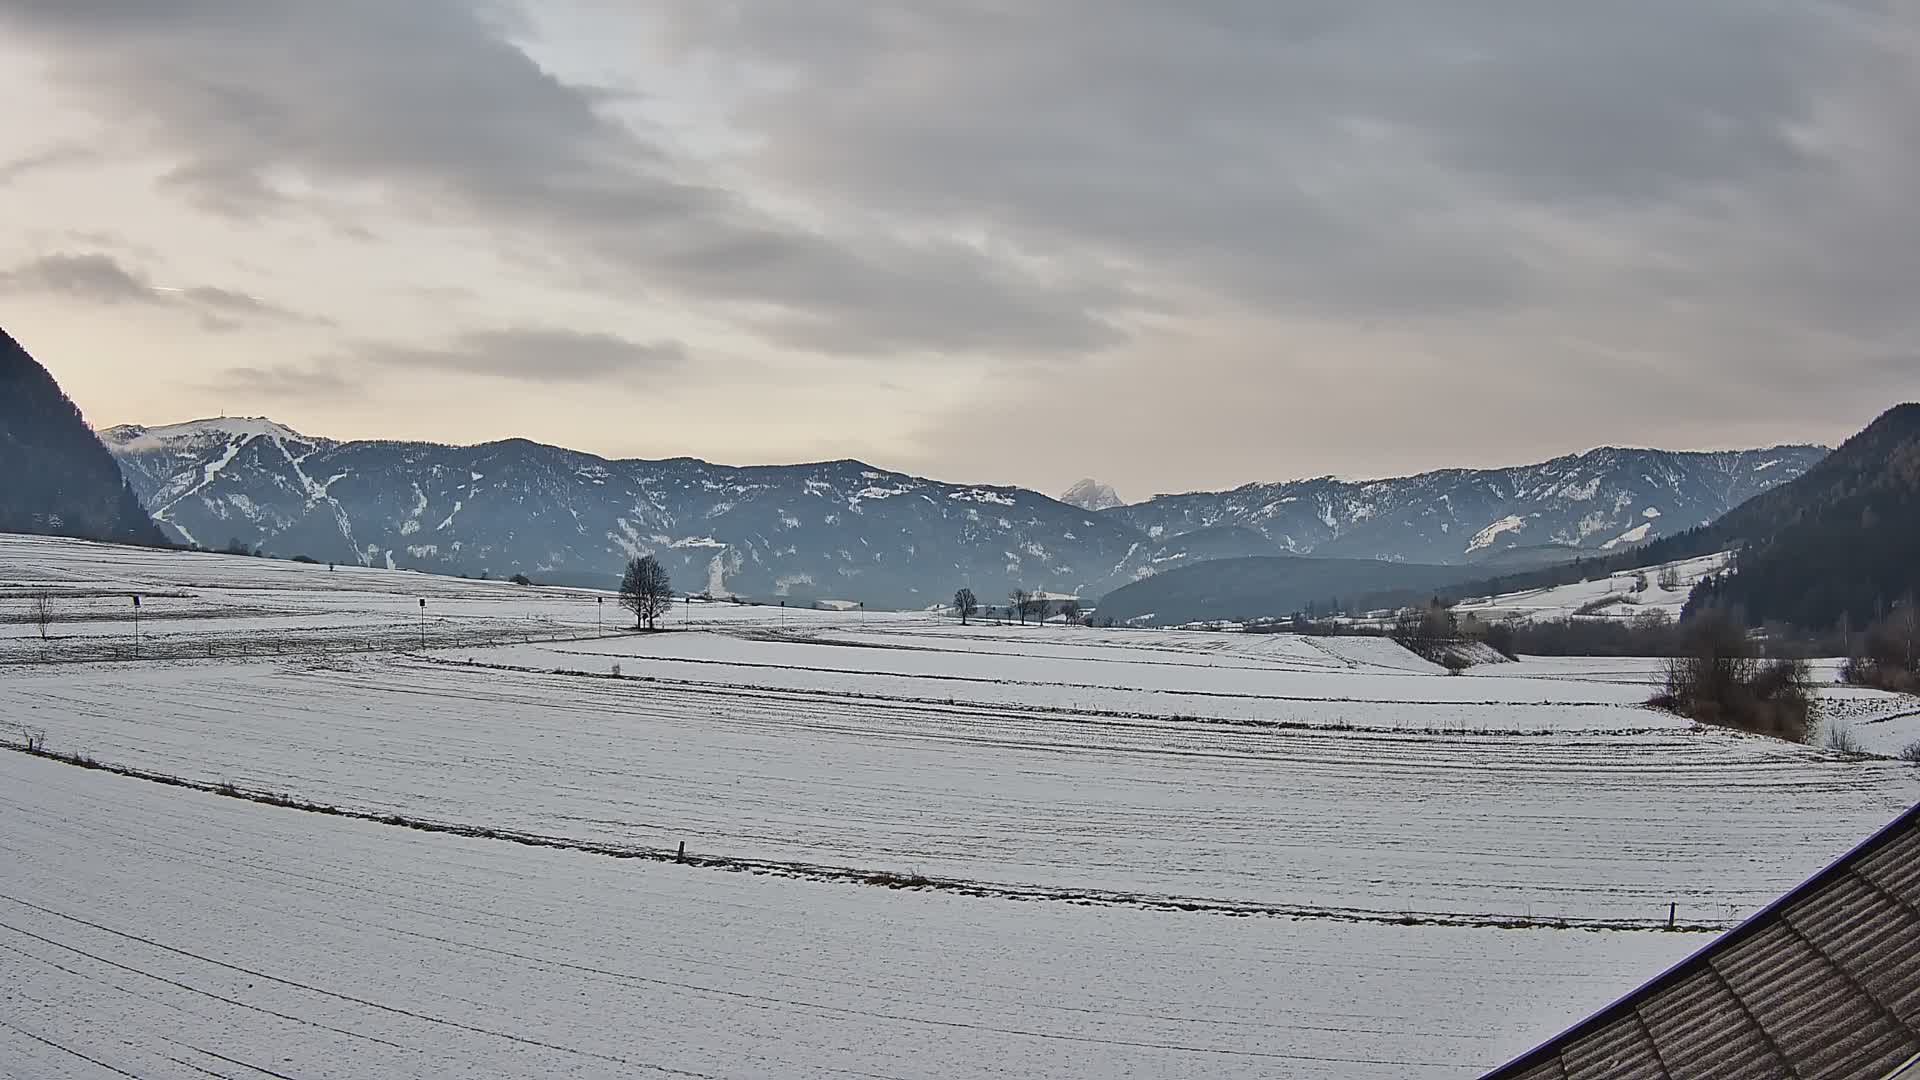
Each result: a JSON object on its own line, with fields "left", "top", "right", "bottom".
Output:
{"left": 1060, "top": 478, "right": 1124, "bottom": 512}
{"left": 100, "top": 419, "right": 1825, "bottom": 605}
{"left": 100, "top": 418, "right": 1259, "bottom": 604}
{"left": 1106, "top": 445, "right": 1828, "bottom": 566}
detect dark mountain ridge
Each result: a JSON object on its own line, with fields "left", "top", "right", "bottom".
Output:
{"left": 1681, "top": 404, "right": 1920, "bottom": 629}
{"left": 0, "top": 328, "right": 165, "bottom": 547}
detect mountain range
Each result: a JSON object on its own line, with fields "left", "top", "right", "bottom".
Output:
{"left": 1111, "top": 445, "right": 1828, "bottom": 565}
{"left": 1100, "top": 405, "right": 1917, "bottom": 628}
{"left": 98, "top": 414, "right": 1826, "bottom": 607}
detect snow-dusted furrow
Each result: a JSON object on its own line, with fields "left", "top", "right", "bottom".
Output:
{"left": 0, "top": 752, "right": 1699, "bottom": 1079}
{"left": 8, "top": 656, "right": 1913, "bottom": 925}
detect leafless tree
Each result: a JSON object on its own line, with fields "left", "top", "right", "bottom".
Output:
{"left": 1021, "top": 592, "right": 1049, "bottom": 625}
{"left": 620, "top": 555, "right": 675, "bottom": 630}
{"left": 1009, "top": 588, "right": 1031, "bottom": 626}
{"left": 1057, "top": 598, "right": 1081, "bottom": 625}
{"left": 30, "top": 592, "right": 52, "bottom": 641}
{"left": 953, "top": 588, "right": 979, "bottom": 625}
{"left": 1657, "top": 566, "right": 1682, "bottom": 591}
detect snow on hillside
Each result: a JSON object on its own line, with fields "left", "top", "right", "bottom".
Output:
{"left": 100, "top": 417, "right": 1825, "bottom": 606}
{"left": 1452, "top": 551, "right": 1733, "bottom": 625}
{"left": 1112, "top": 445, "right": 1827, "bottom": 565}
{"left": 99, "top": 416, "right": 316, "bottom": 454}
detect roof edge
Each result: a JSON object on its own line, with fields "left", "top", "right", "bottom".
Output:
{"left": 1482, "top": 799, "right": 1920, "bottom": 1079}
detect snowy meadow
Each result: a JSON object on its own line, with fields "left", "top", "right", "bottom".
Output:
{"left": 3, "top": 534, "right": 1918, "bottom": 1078}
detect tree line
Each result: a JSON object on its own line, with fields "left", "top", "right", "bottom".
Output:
{"left": 953, "top": 586, "right": 1090, "bottom": 626}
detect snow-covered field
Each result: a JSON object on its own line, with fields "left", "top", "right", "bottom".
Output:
{"left": 0, "top": 751, "right": 1696, "bottom": 1079}
{"left": 3, "top": 534, "right": 1918, "bottom": 1078}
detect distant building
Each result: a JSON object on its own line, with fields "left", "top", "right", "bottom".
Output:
{"left": 1483, "top": 801, "right": 1920, "bottom": 1079}
{"left": 1029, "top": 591, "right": 1083, "bottom": 621}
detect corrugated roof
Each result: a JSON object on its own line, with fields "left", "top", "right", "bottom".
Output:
{"left": 1484, "top": 802, "right": 1920, "bottom": 1080}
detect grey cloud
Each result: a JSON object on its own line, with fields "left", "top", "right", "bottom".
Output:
{"left": 0, "top": 0, "right": 1121, "bottom": 355}
{"left": 0, "top": 252, "right": 159, "bottom": 304}
{"left": 181, "top": 286, "right": 333, "bottom": 329}
{"left": 0, "top": 143, "right": 99, "bottom": 186}
{"left": 652, "top": 2, "right": 1918, "bottom": 453}
{"left": 209, "top": 362, "right": 356, "bottom": 401}
{"left": 363, "top": 328, "right": 687, "bottom": 382}
{"left": 648, "top": 1, "right": 1877, "bottom": 320}
{"left": 5, "top": 0, "right": 1915, "bottom": 489}
{"left": 0, "top": 251, "right": 326, "bottom": 329}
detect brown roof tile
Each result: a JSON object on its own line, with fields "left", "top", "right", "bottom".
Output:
{"left": 1484, "top": 804, "right": 1920, "bottom": 1080}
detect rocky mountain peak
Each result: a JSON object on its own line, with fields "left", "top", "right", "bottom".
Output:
{"left": 1060, "top": 478, "right": 1124, "bottom": 512}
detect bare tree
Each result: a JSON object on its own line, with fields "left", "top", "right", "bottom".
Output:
{"left": 1020, "top": 591, "right": 1048, "bottom": 625}
{"left": 620, "top": 555, "right": 675, "bottom": 630}
{"left": 1661, "top": 610, "right": 1756, "bottom": 716}
{"left": 1896, "top": 594, "right": 1918, "bottom": 674}
{"left": 953, "top": 587, "right": 979, "bottom": 625}
{"left": 1009, "top": 588, "right": 1031, "bottom": 626}
{"left": 1391, "top": 598, "right": 1456, "bottom": 661}
{"left": 1657, "top": 566, "right": 1682, "bottom": 591}
{"left": 1057, "top": 598, "right": 1081, "bottom": 625}
{"left": 30, "top": 592, "right": 52, "bottom": 641}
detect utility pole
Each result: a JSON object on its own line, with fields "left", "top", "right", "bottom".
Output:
{"left": 597, "top": 595, "right": 603, "bottom": 636}
{"left": 418, "top": 597, "right": 426, "bottom": 651}
{"left": 131, "top": 594, "right": 141, "bottom": 658}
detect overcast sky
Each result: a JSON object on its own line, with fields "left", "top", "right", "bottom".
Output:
{"left": 1, "top": 2, "right": 1915, "bottom": 498}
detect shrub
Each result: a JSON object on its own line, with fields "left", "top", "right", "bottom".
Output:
{"left": 1441, "top": 651, "right": 1471, "bottom": 675}
{"left": 1840, "top": 607, "right": 1920, "bottom": 692}
{"left": 1391, "top": 599, "right": 1457, "bottom": 661}
{"left": 509, "top": 573, "right": 533, "bottom": 586}
{"left": 1840, "top": 656, "right": 1920, "bottom": 695}
{"left": 1481, "top": 620, "right": 1520, "bottom": 661}
{"left": 1824, "top": 724, "right": 1863, "bottom": 754}
{"left": 1899, "top": 741, "right": 1920, "bottom": 764}
{"left": 1654, "top": 612, "right": 1813, "bottom": 742}
{"left": 290, "top": 554, "right": 319, "bottom": 564}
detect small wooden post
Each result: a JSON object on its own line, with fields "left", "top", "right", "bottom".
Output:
{"left": 676, "top": 841, "right": 687, "bottom": 864}
{"left": 1668, "top": 902, "right": 1676, "bottom": 929}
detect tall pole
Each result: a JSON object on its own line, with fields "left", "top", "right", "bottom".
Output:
{"left": 418, "top": 597, "right": 426, "bottom": 651}
{"left": 131, "top": 594, "right": 141, "bottom": 658}
{"left": 597, "top": 595, "right": 603, "bottom": 636}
